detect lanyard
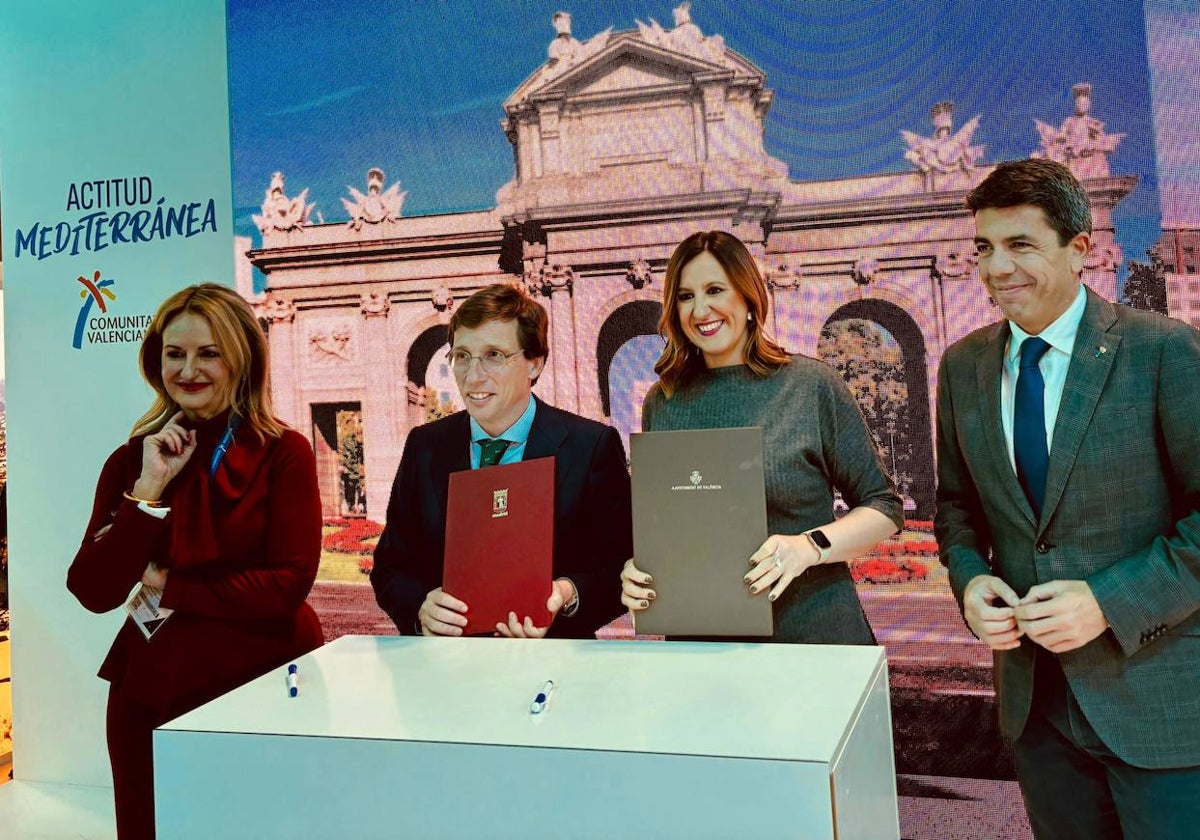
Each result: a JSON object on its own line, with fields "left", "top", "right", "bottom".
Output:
{"left": 210, "top": 414, "right": 241, "bottom": 478}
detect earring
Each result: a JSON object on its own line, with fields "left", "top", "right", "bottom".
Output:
{"left": 747, "top": 311, "right": 754, "bottom": 323}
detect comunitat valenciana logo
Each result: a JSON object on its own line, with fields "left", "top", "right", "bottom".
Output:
{"left": 71, "top": 270, "right": 153, "bottom": 350}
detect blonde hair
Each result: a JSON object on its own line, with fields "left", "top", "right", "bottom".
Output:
{"left": 654, "top": 230, "right": 790, "bottom": 398}
{"left": 132, "top": 283, "right": 284, "bottom": 440}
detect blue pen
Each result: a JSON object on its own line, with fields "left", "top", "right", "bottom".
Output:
{"left": 529, "top": 680, "right": 554, "bottom": 714}
{"left": 286, "top": 663, "right": 299, "bottom": 698}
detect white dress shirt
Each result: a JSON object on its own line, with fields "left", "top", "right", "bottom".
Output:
{"left": 1000, "top": 284, "right": 1087, "bottom": 473}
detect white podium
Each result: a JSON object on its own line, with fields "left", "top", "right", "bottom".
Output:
{"left": 155, "top": 636, "right": 897, "bottom": 839}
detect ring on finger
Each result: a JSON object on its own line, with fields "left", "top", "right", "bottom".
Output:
{"left": 773, "top": 554, "right": 784, "bottom": 569}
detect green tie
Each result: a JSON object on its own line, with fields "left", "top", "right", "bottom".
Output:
{"left": 478, "top": 438, "right": 511, "bottom": 468}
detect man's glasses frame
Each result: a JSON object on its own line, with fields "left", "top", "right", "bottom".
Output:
{"left": 446, "top": 347, "right": 525, "bottom": 375}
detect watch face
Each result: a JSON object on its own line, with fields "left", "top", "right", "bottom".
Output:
{"left": 810, "top": 529, "right": 832, "bottom": 550}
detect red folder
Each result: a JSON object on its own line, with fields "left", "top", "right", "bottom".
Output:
{"left": 442, "top": 456, "right": 555, "bottom": 635}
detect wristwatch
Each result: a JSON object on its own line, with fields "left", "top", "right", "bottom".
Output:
{"left": 804, "top": 529, "right": 832, "bottom": 563}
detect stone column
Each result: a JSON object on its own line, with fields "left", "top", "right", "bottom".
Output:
{"left": 527, "top": 264, "right": 578, "bottom": 413}
{"left": 260, "top": 295, "right": 299, "bottom": 428}
{"left": 359, "top": 292, "right": 396, "bottom": 520}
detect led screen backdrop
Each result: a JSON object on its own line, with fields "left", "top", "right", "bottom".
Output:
{"left": 190, "top": 1, "right": 1200, "bottom": 837}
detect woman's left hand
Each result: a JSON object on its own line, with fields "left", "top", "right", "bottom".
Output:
{"left": 745, "top": 534, "right": 820, "bottom": 602}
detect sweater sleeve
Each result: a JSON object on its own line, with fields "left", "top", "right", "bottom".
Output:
{"left": 640, "top": 383, "right": 663, "bottom": 432}
{"left": 67, "top": 443, "right": 172, "bottom": 613}
{"left": 821, "top": 369, "right": 905, "bottom": 530}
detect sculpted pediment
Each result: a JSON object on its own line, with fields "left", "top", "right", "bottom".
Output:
{"left": 512, "top": 35, "right": 748, "bottom": 110}
{"left": 545, "top": 39, "right": 720, "bottom": 92}
{"left": 567, "top": 57, "right": 695, "bottom": 98}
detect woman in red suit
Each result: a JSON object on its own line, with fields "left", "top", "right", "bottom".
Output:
{"left": 67, "top": 283, "right": 324, "bottom": 839}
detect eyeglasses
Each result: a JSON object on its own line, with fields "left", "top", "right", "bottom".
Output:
{"left": 446, "top": 348, "right": 524, "bottom": 375}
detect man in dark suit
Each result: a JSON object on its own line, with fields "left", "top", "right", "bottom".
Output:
{"left": 372, "top": 283, "right": 631, "bottom": 639}
{"left": 936, "top": 158, "right": 1200, "bottom": 838}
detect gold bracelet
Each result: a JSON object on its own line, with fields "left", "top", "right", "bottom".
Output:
{"left": 122, "top": 490, "right": 165, "bottom": 508}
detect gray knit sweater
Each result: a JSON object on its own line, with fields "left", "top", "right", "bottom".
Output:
{"left": 641, "top": 356, "right": 903, "bottom": 643}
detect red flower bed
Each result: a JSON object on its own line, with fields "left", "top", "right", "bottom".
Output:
{"left": 850, "top": 557, "right": 928, "bottom": 584}
{"left": 323, "top": 517, "right": 383, "bottom": 556}
{"left": 871, "top": 539, "right": 939, "bottom": 557}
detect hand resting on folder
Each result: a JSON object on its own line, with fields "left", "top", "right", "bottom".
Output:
{"left": 622, "top": 507, "right": 897, "bottom": 614}
{"left": 417, "top": 578, "right": 578, "bottom": 637}
{"left": 619, "top": 532, "right": 821, "bottom": 611}
{"left": 495, "top": 578, "right": 578, "bottom": 638}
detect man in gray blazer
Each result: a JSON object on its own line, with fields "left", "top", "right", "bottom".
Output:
{"left": 936, "top": 158, "right": 1200, "bottom": 838}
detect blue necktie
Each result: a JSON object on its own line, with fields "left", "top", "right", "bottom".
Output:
{"left": 1014, "top": 337, "right": 1052, "bottom": 517}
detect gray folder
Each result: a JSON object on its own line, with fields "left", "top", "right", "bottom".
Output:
{"left": 631, "top": 426, "right": 772, "bottom": 637}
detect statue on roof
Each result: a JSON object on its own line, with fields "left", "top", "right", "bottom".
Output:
{"left": 252, "top": 171, "right": 315, "bottom": 234}
{"left": 902, "top": 102, "right": 984, "bottom": 181}
{"left": 544, "top": 11, "right": 610, "bottom": 79}
{"left": 637, "top": 3, "right": 725, "bottom": 64}
{"left": 342, "top": 168, "right": 406, "bottom": 231}
{"left": 1033, "top": 83, "right": 1124, "bottom": 180}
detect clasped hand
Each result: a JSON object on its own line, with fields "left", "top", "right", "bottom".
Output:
{"left": 963, "top": 575, "right": 1109, "bottom": 653}
{"left": 417, "top": 579, "right": 575, "bottom": 638}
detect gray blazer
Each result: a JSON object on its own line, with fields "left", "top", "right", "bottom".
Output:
{"left": 935, "top": 287, "right": 1200, "bottom": 769}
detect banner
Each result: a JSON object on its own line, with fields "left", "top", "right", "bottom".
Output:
{"left": 0, "top": 0, "right": 233, "bottom": 785}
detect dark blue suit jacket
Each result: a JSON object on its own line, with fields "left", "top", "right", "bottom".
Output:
{"left": 371, "top": 397, "right": 631, "bottom": 638}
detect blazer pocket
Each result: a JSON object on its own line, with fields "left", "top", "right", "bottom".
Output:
{"left": 1090, "top": 405, "right": 1139, "bottom": 434}
{"left": 1081, "top": 406, "right": 1144, "bottom": 462}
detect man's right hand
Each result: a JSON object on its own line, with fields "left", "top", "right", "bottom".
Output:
{"left": 418, "top": 587, "right": 469, "bottom": 636}
{"left": 963, "top": 574, "right": 1024, "bottom": 650}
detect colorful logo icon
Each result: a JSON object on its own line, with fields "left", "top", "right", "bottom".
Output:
{"left": 73, "top": 270, "right": 117, "bottom": 349}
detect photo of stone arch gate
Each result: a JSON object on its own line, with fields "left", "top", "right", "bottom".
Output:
{"left": 234, "top": 13, "right": 1130, "bottom": 525}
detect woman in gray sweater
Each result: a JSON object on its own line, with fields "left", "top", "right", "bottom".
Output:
{"left": 621, "top": 231, "right": 904, "bottom": 643}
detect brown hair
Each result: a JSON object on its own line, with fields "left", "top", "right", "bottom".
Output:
{"left": 132, "top": 283, "right": 284, "bottom": 440}
{"left": 654, "top": 231, "right": 790, "bottom": 398}
{"left": 449, "top": 283, "right": 549, "bottom": 370}
{"left": 966, "top": 158, "right": 1092, "bottom": 245}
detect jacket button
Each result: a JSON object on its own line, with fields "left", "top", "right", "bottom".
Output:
{"left": 1035, "top": 540, "right": 1052, "bottom": 554}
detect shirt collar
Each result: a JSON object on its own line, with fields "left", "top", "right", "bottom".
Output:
{"left": 1006, "top": 284, "right": 1087, "bottom": 363}
{"left": 469, "top": 394, "right": 537, "bottom": 445}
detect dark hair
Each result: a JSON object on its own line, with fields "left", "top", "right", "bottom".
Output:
{"left": 654, "top": 230, "right": 790, "bottom": 398}
{"left": 965, "top": 159, "right": 1092, "bottom": 245}
{"left": 135, "top": 283, "right": 283, "bottom": 439}
{"left": 449, "top": 283, "right": 549, "bottom": 361}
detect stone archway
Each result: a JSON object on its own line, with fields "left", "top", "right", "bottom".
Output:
{"left": 596, "top": 300, "right": 663, "bottom": 418}
{"left": 406, "top": 325, "right": 450, "bottom": 388}
{"left": 405, "top": 324, "right": 460, "bottom": 423}
{"left": 820, "top": 299, "right": 934, "bottom": 519}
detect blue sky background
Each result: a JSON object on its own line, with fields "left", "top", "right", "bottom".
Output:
{"left": 228, "top": 0, "right": 1161, "bottom": 278}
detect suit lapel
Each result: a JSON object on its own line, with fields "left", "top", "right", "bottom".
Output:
{"left": 975, "top": 321, "right": 1038, "bottom": 527}
{"left": 1039, "top": 290, "right": 1120, "bottom": 532}
{"left": 523, "top": 396, "right": 568, "bottom": 465}
{"left": 432, "top": 413, "right": 471, "bottom": 478}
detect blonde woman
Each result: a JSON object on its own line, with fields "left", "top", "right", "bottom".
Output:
{"left": 68, "top": 284, "right": 323, "bottom": 838}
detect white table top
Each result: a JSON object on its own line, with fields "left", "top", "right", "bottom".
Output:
{"left": 161, "top": 636, "right": 886, "bottom": 763}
